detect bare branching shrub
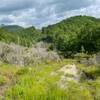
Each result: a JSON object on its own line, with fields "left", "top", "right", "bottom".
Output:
{"left": 74, "top": 52, "right": 100, "bottom": 66}
{"left": 0, "top": 42, "right": 60, "bottom": 66}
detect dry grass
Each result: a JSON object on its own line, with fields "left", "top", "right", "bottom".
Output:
{"left": 0, "top": 42, "right": 60, "bottom": 66}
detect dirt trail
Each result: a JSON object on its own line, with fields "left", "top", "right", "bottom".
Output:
{"left": 58, "top": 64, "right": 78, "bottom": 76}
{"left": 51, "top": 64, "right": 80, "bottom": 88}
{"left": 58, "top": 64, "right": 80, "bottom": 88}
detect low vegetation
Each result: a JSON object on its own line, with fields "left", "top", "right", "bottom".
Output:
{"left": 42, "top": 16, "right": 100, "bottom": 56}
{"left": 0, "top": 60, "right": 99, "bottom": 100}
{"left": 0, "top": 42, "right": 60, "bottom": 66}
{"left": 0, "top": 26, "right": 41, "bottom": 47}
{"left": 0, "top": 15, "right": 100, "bottom": 100}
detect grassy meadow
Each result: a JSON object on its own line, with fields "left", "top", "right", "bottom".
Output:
{"left": 0, "top": 59, "right": 100, "bottom": 100}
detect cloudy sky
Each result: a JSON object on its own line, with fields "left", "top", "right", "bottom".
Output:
{"left": 0, "top": 0, "right": 100, "bottom": 28}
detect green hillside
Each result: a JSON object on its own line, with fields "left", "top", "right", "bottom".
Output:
{"left": 0, "top": 26, "right": 41, "bottom": 47}
{"left": 1, "top": 25, "right": 24, "bottom": 32}
{"left": 0, "top": 16, "right": 100, "bottom": 52}
{"left": 42, "top": 16, "right": 100, "bottom": 56}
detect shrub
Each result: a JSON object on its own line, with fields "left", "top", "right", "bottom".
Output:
{"left": 0, "top": 42, "right": 60, "bottom": 66}
{"left": 0, "top": 75, "right": 6, "bottom": 86}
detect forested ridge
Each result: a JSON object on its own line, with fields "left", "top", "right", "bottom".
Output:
{"left": 0, "top": 25, "right": 41, "bottom": 46}
{"left": 42, "top": 16, "right": 100, "bottom": 55}
{"left": 1, "top": 15, "right": 100, "bottom": 55}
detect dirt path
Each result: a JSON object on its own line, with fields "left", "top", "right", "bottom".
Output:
{"left": 51, "top": 64, "right": 80, "bottom": 88}
{"left": 58, "top": 64, "right": 80, "bottom": 88}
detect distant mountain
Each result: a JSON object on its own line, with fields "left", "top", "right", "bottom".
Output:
{"left": 0, "top": 26, "right": 41, "bottom": 46}
{"left": 1, "top": 25, "right": 24, "bottom": 32}
{"left": 0, "top": 15, "right": 100, "bottom": 53}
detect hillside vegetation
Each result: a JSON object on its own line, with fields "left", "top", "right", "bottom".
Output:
{"left": 42, "top": 16, "right": 100, "bottom": 56}
{"left": 0, "top": 15, "right": 100, "bottom": 100}
{"left": 0, "top": 26, "right": 41, "bottom": 47}
{"left": 0, "top": 16, "right": 100, "bottom": 54}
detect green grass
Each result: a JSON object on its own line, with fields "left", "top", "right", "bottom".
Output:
{"left": 0, "top": 59, "right": 100, "bottom": 100}
{"left": 0, "top": 75, "right": 6, "bottom": 86}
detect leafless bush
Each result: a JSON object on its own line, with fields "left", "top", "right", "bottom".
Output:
{"left": 0, "top": 42, "right": 60, "bottom": 66}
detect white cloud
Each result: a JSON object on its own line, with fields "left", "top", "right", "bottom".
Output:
{"left": 0, "top": 0, "right": 100, "bottom": 28}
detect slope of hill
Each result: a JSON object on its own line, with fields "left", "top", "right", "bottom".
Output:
{"left": 0, "top": 26, "right": 41, "bottom": 47}
{"left": 0, "top": 25, "right": 24, "bottom": 32}
{"left": 0, "top": 15, "right": 100, "bottom": 52}
{"left": 42, "top": 16, "right": 100, "bottom": 55}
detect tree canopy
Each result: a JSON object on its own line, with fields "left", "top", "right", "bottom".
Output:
{"left": 42, "top": 16, "right": 100, "bottom": 55}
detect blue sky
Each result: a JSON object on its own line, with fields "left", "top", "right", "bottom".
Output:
{"left": 0, "top": 0, "right": 100, "bottom": 28}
